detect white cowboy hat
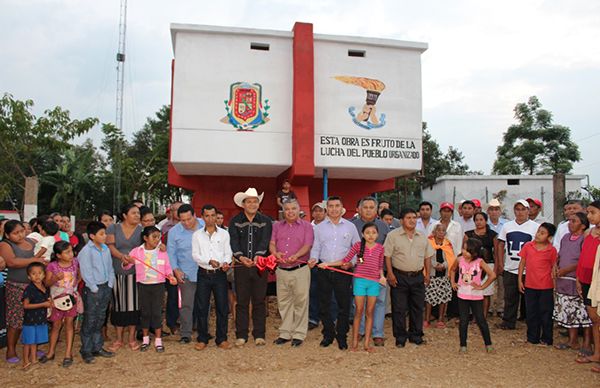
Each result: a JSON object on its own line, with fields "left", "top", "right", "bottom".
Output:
{"left": 233, "top": 187, "right": 264, "bottom": 208}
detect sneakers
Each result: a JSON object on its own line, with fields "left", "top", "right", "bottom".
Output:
{"left": 235, "top": 338, "right": 247, "bottom": 347}
{"left": 218, "top": 341, "right": 232, "bottom": 350}
{"left": 459, "top": 346, "right": 467, "bottom": 354}
{"left": 255, "top": 338, "right": 266, "bottom": 346}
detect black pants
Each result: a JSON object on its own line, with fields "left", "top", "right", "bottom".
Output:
{"left": 138, "top": 283, "right": 164, "bottom": 330}
{"left": 234, "top": 266, "right": 268, "bottom": 340}
{"left": 317, "top": 268, "right": 352, "bottom": 343}
{"left": 195, "top": 269, "right": 229, "bottom": 345}
{"left": 524, "top": 288, "right": 554, "bottom": 345}
{"left": 165, "top": 281, "right": 179, "bottom": 329}
{"left": 458, "top": 298, "right": 492, "bottom": 347}
{"left": 390, "top": 269, "right": 425, "bottom": 344}
{"left": 502, "top": 271, "right": 526, "bottom": 328}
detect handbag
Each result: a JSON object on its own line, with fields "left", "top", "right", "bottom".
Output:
{"left": 53, "top": 294, "right": 76, "bottom": 311}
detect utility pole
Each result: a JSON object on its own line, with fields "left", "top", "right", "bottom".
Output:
{"left": 114, "top": 0, "right": 127, "bottom": 213}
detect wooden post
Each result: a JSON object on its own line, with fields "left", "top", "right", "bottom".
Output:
{"left": 553, "top": 173, "right": 566, "bottom": 225}
{"left": 23, "top": 176, "right": 39, "bottom": 222}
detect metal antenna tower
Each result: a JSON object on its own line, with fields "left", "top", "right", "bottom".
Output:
{"left": 113, "top": 0, "right": 127, "bottom": 213}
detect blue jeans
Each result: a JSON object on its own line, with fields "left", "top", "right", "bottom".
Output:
{"left": 80, "top": 284, "right": 112, "bottom": 356}
{"left": 195, "top": 269, "right": 229, "bottom": 345}
{"left": 309, "top": 267, "right": 338, "bottom": 324}
{"left": 359, "top": 282, "right": 387, "bottom": 337}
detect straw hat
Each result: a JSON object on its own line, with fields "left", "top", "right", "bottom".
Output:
{"left": 233, "top": 188, "right": 264, "bottom": 208}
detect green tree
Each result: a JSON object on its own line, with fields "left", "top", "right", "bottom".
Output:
{"left": 492, "top": 96, "right": 581, "bottom": 175}
{"left": 379, "top": 123, "right": 480, "bottom": 211}
{"left": 41, "top": 141, "right": 103, "bottom": 217}
{"left": 0, "top": 93, "right": 98, "bottom": 213}
{"left": 101, "top": 123, "right": 136, "bottom": 213}
{"left": 129, "top": 105, "right": 188, "bottom": 205}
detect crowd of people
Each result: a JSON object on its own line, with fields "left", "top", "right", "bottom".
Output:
{"left": 0, "top": 187, "right": 599, "bottom": 376}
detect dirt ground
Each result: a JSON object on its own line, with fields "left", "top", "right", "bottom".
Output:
{"left": 2, "top": 301, "right": 599, "bottom": 387}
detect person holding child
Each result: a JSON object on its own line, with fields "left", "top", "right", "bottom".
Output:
{"left": 0, "top": 220, "right": 43, "bottom": 364}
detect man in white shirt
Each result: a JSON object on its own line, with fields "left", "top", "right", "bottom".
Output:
{"left": 496, "top": 199, "right": 539, "bottom": 330}
{"left": 416, "top": 201, "right": 437, "bottom": 236}
{"left": 191, "top": 204, "right": 232, "bottom": 351}
{"left": 456, "top": 200, "right": 476, "bottom": 233}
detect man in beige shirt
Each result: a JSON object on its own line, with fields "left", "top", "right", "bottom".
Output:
{"left": 384, "top": 208, "right": 434, "bottom": 347}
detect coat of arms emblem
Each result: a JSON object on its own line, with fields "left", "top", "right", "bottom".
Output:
{"left": 221, "top": 82, "right": 270, "bottom": 130}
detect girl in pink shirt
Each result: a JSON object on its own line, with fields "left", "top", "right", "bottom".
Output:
{"left": 319, "top": 222, "right": 385, "bottom": 353}
{"left": 450, "top": 238, "right": 496, "bottom": 353}
{"left": 124, "top": 226, "right": 177, "bottom": 352}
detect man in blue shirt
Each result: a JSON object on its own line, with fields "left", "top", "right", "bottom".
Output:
{"left": 310, "top": 196, "right": 360, "bottom": 350}
{"left": 168, "top": 204, "right": 205, "bottom": 344}
{"left": 78, "top": 221, "right": 115, "bottom": 364}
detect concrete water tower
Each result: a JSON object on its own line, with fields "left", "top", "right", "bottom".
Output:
{"left": 168, "top": 22, "right": 427, "bottom": 219}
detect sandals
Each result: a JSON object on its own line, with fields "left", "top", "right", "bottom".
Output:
{"left": 109, "top": 341, "right": 123, "bottom": 352}
{"left": 39, "top": 354, "right": 54, "bottom": 364}
{"left": 436, "top": 321, "right": 447, "bottom": 329}
{"left": 7, "top": 356, "right": 20, "bottom": 364}
{"left": 578, "top": 348, "right": 594, "bottom": 357}
{"left": 128, "top": 341, "right": 140, "bottom": 351}
{"left": 554, "top": 343, "right": 571, "bottom": 350}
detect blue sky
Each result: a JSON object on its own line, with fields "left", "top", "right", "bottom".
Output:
{"left": 2, "top": 0, "right": 599, "bottom": 186}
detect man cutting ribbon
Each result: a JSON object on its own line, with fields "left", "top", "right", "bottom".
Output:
{"left": 269, "top": 198, "right": 314, "bottom": 348}
{"left": 228, "top": 188, "right": 273, "bottom": 347}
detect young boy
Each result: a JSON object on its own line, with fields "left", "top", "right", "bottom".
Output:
{"left": 78, "top": 221, "right": 115, "bottom": 363}
{"left": 518, "top": 222, "right": 558, "bottom": 345}
{"left": 22, "top": 262, "right": 52, "bottom": 369}
{"left": 33, "top": 220, "right": 59, "bottom": 261}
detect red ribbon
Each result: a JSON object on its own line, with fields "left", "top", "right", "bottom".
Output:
{"left": 255, "top": 255, "right": 278, "bottom": 273}
{"left": 322, "top": 266, "right": 385, "bottom": 285}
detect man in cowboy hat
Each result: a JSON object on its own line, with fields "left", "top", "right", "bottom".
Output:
{"left": 228, "top": 188, "right": 273, "bottom": 347}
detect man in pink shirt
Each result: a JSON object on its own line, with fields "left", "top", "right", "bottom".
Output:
{"left": 269, "top": 199, "right": 314, "bottom": 347}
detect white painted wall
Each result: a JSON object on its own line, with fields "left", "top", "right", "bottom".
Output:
{"left": 422, "top": 175, "right": 586, "bottom": 220}
{"left": 171, "top": 25, "right": 293, "bottom": 177}
{"left": 314, "top": 36, "right": 426, "bottom": 180}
